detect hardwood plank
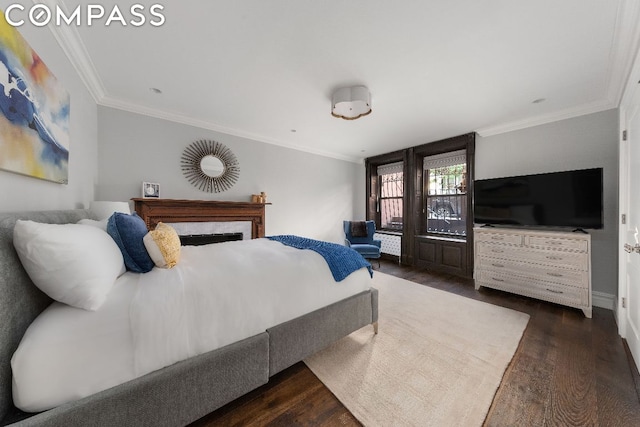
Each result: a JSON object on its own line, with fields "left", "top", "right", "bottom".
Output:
{"left": 191, "top": 363, "right": 360, "bottom": 427}
{"left": 485, "top": 353, "right": 554, "bottom": 427}
{"left": 485, "top": 303, "right": 561, "bottom": 426}
{"left": 623, "top": 339, "right": 640, "bottom": 404}
{"left": 546, "top": 321, "right": 597, "bottom": 426}
{"left": 594, "top": 310, "right": 640, "bottom": 427}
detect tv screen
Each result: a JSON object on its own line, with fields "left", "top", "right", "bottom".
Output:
{"left": 473, "top": 168, "right": 603, "bottom": 229}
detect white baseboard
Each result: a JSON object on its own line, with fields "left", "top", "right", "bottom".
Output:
{"left": 592, "top": 291, "right": 616, "bottom": 311}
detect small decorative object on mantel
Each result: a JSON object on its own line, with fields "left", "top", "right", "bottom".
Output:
{"left": 181, "top": 140, "right": 240, "bottom": 193}
{"left": 251, "top": 192, "right": 267, "bottom": 203}
{"left": 142, "top": 182, "right": 160, "bottom": 198}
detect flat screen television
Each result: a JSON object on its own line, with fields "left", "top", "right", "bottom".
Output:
{"left": 473, "top": 168, "right": 603, "bottom": 229}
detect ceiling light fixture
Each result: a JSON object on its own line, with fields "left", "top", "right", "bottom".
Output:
{"left": 331, "top": 86, "right": 371, "bottom": 120}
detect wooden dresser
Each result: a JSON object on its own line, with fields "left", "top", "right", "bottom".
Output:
{"left": 473, "top": 227, "right": 592, "bottom": 317}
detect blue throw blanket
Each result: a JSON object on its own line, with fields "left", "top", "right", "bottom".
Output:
{"left": 268, "top": 235, "right": 373, "bottom": 282}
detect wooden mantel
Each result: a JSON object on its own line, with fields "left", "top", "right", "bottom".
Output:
{"left": 132, "top": 198, "right": 268, "bottom": 239}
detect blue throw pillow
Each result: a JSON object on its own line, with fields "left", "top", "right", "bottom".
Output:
{"left": 107, "top": 212, "right": 155, "bottom": 273}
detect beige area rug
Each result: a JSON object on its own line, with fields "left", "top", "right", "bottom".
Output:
{"left": 304, "top": 272, "right": 529, "bottom": 427}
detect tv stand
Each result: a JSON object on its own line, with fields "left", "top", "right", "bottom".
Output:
{"left": 473, "top": 227, "right": 592, "bottom": 317}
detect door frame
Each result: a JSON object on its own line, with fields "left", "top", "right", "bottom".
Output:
{"left": 618, "top": 50, "right": 640, "bottom": 346}
{"left": 618, "top": 103, "right": 629, "bottom": 338}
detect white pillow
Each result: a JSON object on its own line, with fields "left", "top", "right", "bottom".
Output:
{"left": 13, "top": 220, "right": 126, "bottom": 311}
{"left": 77, "top": 218, "right": 108, "bottom": 231}
{"left": 89, "top": 201, "right": 131, "bottom": 220}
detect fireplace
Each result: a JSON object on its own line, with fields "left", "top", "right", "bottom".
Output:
{"left": 179, "top": 232, "right": 244, "bottom": 246}
{"left": 168, "top": 219, "right": 249, "bottom": 245}
{"left": 132, "top": 198, "right": 268, "bottom": 239}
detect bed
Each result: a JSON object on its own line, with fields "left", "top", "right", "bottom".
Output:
{"left": 0, "top": 208, "right": 378, "bottom": 426}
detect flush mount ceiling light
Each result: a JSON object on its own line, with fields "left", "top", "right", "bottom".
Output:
{"left": 331, "top": 86, "right": 371, "bottom": 120}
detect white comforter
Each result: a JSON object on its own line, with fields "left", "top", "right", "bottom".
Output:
{"left": 12, "top": 239, "right": 372, "bottom": 412}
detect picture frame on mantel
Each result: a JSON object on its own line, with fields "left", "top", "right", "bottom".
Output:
{"left": 142, "top": 182, "right": 160, "bottom": 198}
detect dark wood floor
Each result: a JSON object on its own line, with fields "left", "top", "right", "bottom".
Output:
{"left": 191, "top": 260, "right": 640, "bottom": 427}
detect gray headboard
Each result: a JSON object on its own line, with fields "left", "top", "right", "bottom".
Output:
{"left": 0, "top": 209, "right": 91, "bottom": 422}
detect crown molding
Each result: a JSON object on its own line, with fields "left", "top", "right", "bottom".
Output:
{"left": 475, "top": 99, "right": 616, "bottom": 137}
{"left": 606, "top": 0, "right": 640, "bottom": 106}
{"left": 478, "top": 0, "right": 640, "bottom": 138}
{"left": 40, "top": 0, "right": 360, "bottom": 163}
{"left": 99, "top": 96, "right": 362, "bottom": 164}
{"left": 39, "top": 0, "right": 106, "bottom": 102}
{"left": 43, "top": 0, "right": 638, "bottom": 155}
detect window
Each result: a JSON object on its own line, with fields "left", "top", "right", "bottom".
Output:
{"left": 378, "top": 162, "right": 403, "bottom": 231}
{"left": 424, "top": 150, "right": 467, "bottom": 237}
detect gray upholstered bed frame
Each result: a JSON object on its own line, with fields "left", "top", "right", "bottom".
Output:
{"left": 0, "top": 210, "right": 378, "bottom": 426}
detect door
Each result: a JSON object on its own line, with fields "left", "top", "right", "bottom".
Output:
{"left": 620, "top": 81, "right": 640, "bottom": 372}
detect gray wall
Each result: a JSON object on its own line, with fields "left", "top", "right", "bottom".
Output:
{"left": 0, "top": 3, "right": 98, "bottom": 212}
{"left": 97, "top": 107, "right": 365, "bottom": 243}
{"left": 476, "top": 109, "right": 619, "bottom": 296}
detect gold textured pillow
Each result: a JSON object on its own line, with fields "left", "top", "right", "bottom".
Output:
{"left": 142, "top": 223, "right": 181, "bottom": 269}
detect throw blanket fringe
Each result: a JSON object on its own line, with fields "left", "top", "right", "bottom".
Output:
{"left": 268, "top": 235, "right": 373, "bottom": 282}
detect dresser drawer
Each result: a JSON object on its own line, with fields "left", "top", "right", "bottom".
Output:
{"left": 476, "top": 242, "right": 589, "bottom": 271}
{"left": 475, "top": 242, "right": 517, "bottom": 257}
{"left": 476, "top": 257, "right": 587, "bottom": 288}
{"left": 474, "top": 232, "right": 523, "bottom": 246}
{"left": 476, "top": 271, "right": 588, "bottom": 306}
{"left": 526, "top": 235, "right": 589, "bottom": 252}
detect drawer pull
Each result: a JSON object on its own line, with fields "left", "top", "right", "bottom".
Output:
{"left": 491, "top": 263, "right": 505, "bottom": 268}
{"left": 546, "top": 255, "right": 563, "bottom": 260}
{"left": 491, "top": 236, "right": 504, "bottom": 240}
{"left": 546, "top": 241, "right": 562, "bottom": 245}
{"left": 547, "top": 272, "right": 563, "bottom": 277}
{"left": 545, "top": 288, "right": 564, "bottom": 294}
{"left": 492, "top": 277, "right": 505, "bottom": 282}
{"left": 491, "top": 249, "right": 504, "bottom": 253}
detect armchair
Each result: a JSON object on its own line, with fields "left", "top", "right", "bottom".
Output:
{"left": 343, "top": 220, "right": 382, "bottom": 266}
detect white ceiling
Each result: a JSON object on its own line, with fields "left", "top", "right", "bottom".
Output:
{"left": 49, "top": 0, "right": 640, "bottom": 162}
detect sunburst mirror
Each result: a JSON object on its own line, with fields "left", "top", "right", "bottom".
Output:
{"left": 181, "top": 140, "right": 240, "bottom": 193}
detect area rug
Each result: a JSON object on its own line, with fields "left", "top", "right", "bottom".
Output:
{"left": 304, "top": 272, "right": 529, "bottom": 427}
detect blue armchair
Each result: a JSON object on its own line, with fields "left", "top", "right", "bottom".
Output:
{"left": 343, "top": 220, "right": 381, "bottom": 266}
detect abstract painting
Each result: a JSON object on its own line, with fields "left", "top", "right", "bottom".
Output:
{"left": 0, "top": 12, "right": 70, "bottom": 184}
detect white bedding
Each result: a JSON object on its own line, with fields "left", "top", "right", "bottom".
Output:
{"left": 11, "top": 238, "right": 372, "bottom": 412}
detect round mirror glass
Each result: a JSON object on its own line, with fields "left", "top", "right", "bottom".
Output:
{"left": 200, "top": 155, "right": 225, "bottom": 178}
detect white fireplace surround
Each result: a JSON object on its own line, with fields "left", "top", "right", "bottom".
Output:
{"left": 167, "top": 221, "right": 253, "bottom": 240}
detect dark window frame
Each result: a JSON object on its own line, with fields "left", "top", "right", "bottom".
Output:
{"left": 379, "top": 169, "right": 404, "bottom": 231}
{"left": 365, "top": 150, "right": 406, "bottom": 229}
{"left": 365, "top": 133, "right": 475, "bottom": 276}
{"left": 424, "top": 160, "right": 468, "bottom": 239}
